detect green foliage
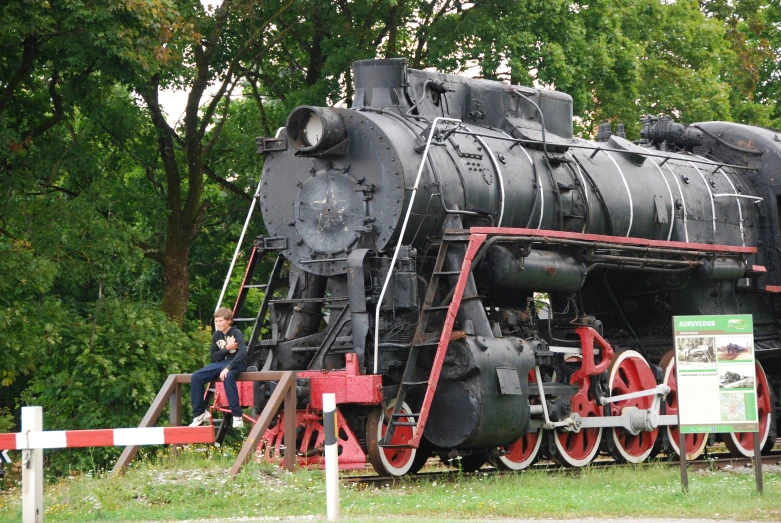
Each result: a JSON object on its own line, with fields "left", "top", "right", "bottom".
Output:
{"left": 702, "top": 0, "right": 781, "bottom": 127}
{"left": 397, "top": 0, "right": 773, "bottom": 138}
{"left": 0, "top": 0, "right": 185, "bottom": 156}
{"left": 20, "top": 299, "right": 205, "bottom": 474}
{"left": 610, "top": 0, "right": 734, "bottom": 136}
{"left": 0, "top": 239, "right": 65, "bottom": 388}
{"left": 0, "top": 408, "right": 14, "bottom": 434}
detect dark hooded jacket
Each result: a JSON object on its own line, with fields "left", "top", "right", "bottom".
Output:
{"left": 209, "top": 326, "right": 247, "bottom": 370}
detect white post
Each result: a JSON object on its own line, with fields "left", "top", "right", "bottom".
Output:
{"left": 322, "top": 393, "right": 340, "bottom": 522}
{"left": 21, "top": 406, "right": 43, "bottom": 523}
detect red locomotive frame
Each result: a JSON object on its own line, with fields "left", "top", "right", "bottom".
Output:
{"left": 212, "top": 227, "right": 772, "bottom": 472}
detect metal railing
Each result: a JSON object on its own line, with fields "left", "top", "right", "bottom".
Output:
{"left": 112, "top": 371, "right": 297, "bottom": 477}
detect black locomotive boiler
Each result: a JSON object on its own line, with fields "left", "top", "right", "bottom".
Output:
{"left": 234, "top": 58, "right": 780, "bottom": 475}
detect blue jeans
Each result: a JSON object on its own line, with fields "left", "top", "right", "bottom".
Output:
{"left": 191, "top": 360, "right": 246, "bottom": 417}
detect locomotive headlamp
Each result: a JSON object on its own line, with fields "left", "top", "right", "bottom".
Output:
{"left": 286, "top": 106, "right": 345, "bottom": 153}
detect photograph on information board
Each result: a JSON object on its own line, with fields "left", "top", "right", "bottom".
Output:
{"left": 676, "top": 336, "right": 716, "bottom": 366}
{"left": 716, "top": 336, "right": 754, "bottom": 362}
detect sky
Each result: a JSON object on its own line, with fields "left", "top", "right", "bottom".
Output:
{"left": 156, "top": 0, "right": 224, "bottom": 127}
{"left": 158, "top": 89, "right": 188, "bottom": 128}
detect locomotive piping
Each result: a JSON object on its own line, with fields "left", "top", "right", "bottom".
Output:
{"left": 604, "top": 152, "right": 634, "bottom": 237}
{"left": 712, "top": 193, "right": 764, "bottom": 201}
{"left": 542, "top": 156, "right": 562, "bottom": 229}
{"left": 564, "top": 152, "right": 590, "bottom": 232}
{"left": 361, "top": 105, "right": 487, "bottom": 222}
{"left": 473, "top": 133, "right": 506, "bottom": 226}
{"left": 425, "top": 132, "right": 494, "bottom": 221}
{"left": 373, "top": 116, "right": 463, "bottom": 375}
{"left": 688, "top": 161, "right": 717, "bottom": 240}
{"left": 513, "top": 89, "right": 555, "bottom": 163}
{"left": 536, "top": 164, "right": 545, "bottom": 230}
{"left": 648, "top": 158, "right": 676, "bottom": 241}
{"left": 438, "top": 138, "right": 489, "bottom": 221}
{"left": 711, "top": 164, "right": 745, "bottom": 247}
{"left": 500, "top": 131, "right": 543, "bottom": 229}
{"left": 406, "top": 79, "right": 433, "bottom": 124}
{"left": 660, "top": 160, "right": 689, "bottom": 242}
{"left": 566, "top": 154, "right": 589, "bottom": 207}
{"left": 587, "top": 263, "right": 695, "bottom": 274}
{"left": 602, "top": 271, "right": 647, "bottom": 358}
{"left": 424, "top": 132, "right": 493, "bottom": 221}
{"left": 692, "top": 152, "right": 760, "bottom": 249}
{"left": 592, "top": 254, "right": 706, "bottom": 267}
{"left": 691, "top": 124, "right": 764, "bottom": 155}
{"left": 570, "top": 155, "right": 615, "bottom": 235}
{"left": 451, "top": 129, "right": 759, "bottom": 172}
{"left": 359, "top": 106, "right": 425, "bottom": 138}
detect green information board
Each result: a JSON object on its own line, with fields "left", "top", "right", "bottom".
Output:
{"left": 672, "top": 314, "right": 759, "bottom": 434}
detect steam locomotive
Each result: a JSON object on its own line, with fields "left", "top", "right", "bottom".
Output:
{"left": 236, "top": 58, "right": 780, "bottom": 475}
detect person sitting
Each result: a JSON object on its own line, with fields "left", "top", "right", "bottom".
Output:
{"left": 189, "top": 307, "right": 247, "bottom": 428}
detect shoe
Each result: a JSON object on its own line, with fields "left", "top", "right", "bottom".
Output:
{"left": 232, "top": 416, "right": 244, "bottom": 429}
{"left": 189, "top": 411, "right": 211, "bottom": 427}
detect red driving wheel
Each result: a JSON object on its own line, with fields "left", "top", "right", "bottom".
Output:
{"left": 551, "top": 372, "right": 603, "bottom": 467}
{"left": 607, "top": 350, "right": 659, "bottom": 463}
{"left": 659, "top": 350, "right": 707, "bottom": 459}
{"left": 367, "top": 400, "right": 428, "bottom": 476}
{"left": 723, "top": 361, "right": 777, "bottom": 458}
{"left": 494, "top": 370, "right": 543, "bottom": 471}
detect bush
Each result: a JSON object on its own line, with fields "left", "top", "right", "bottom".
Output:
{"left": 0, "top": 407, "right": 14, "bottom": 433}
{"left": 21, "top": 299, "right": 208, "bottom": 475}
{"left": 0, "top": 239, "right": 62, "bottom": 389}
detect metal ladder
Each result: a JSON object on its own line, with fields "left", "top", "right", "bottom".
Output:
{"left": 213, "top": 159, "right": 285, "bottom": 361}
{"left": 380, "top": 232, "right": 485, "bottom": 449}
{"left": 229, "top": 241, "right": 285, "bottom": 365}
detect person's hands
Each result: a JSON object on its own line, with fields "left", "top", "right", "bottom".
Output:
{"left": 226, "top": 336, "right": 238, "bottom": 352}
{"left": 219, "top": 367, "right": 230, "bottom": 381}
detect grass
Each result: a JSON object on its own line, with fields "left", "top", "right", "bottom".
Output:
{"left": 0, "top": 444, "right": 779, "bottom": 522}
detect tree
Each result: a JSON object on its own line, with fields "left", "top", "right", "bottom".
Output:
{"left": 0, "top": 0, "right": 188, "bottom": 403}
{"left": 126, "top": 0, "right": 308, "bottom": 326}
{"left": 618, "top": 0, "right": 737, "bottom": 135}
{"left": 395, "top": 0, "right": 758, "bottom": 137}
{"left": 702, "top": 0, "right": 780, "bottom": 126}
{"left": 21, "top": 298, "right": 204, "bottom": 474}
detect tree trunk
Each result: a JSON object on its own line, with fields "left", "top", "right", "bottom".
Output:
{"left": 306, "top": 12, "right": 325, "bottom": 88}
{"left": 385, "top": 2, "right": 400, "bottom": 58}
{"left": 160, "top": 219, "right": 194, "bottom": 327}
{"left": 139, "top": 78, "right": 203, "bottom": 328}
{"left": 345, "top": 67, "right": 353, "bottom": 109}
{"left": 510, "top": 63, "right": 522, "bottom": 87}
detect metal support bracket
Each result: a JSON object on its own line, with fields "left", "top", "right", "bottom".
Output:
{"left": 534, "top": 366, "right": 580, "bottom": 430}
{"left": 256, "top": 136, "right": 288, "bottom": 154}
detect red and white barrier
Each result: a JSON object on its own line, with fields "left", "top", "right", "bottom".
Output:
{"left": 4, "top": 406, "right": 215, "bottom": 523}
{"left": 0, "top": 426, "right": 213, "bottom": 451}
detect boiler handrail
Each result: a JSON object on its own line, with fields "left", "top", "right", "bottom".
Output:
{"left": 373, "top": 117, "right": 462, "bottom": 374}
